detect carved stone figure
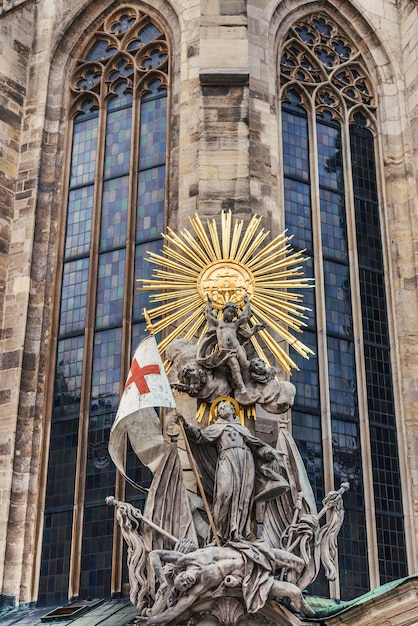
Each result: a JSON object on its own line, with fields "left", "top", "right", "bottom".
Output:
{"left": 245, "top": 358, "right": 296, "bottom": 414}
{"left": 107, "top": 213, "right": 349, "bottom": 625}
{"left": 178, "top": 400, "right": 289, "bottom": 544}
{"left": 196, "top": 295, "right": 264, "bottom": 403}
{"left": 167, "top": 339, "right": 296, "bottom": 414}
{"left": 138, "top": 541, "right": 314, "bottom": 625}
{"left": 106, "top": 497, "right": 148, "bottom": 611}
{"left": 166, "top": 338, "right": 232, "bottom": 403}
{"left": 248, "top": 358, "right": 277, "bottom": 384}
{"left": 108, "top": 380, "right": 348, "bottom": 625}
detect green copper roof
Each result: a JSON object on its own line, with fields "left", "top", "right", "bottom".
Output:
{"left": 0, "top": 599, "right": 137, "bottom": 626}
{"left": 2, "top": 576, "right": 418, "bottom": 624}
{"left": 305, "top": 574, "right": 418, "bottom": 619}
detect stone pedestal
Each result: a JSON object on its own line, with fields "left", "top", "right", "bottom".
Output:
{"left": 130, "top": 589, "right": 310, "bottom": 626}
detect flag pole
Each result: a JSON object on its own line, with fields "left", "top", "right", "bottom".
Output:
{"left": 176, "top": 417, "right": 221, "bottom": 548}
{"left": 106, "top": 496, "right": 178, "bottom": 543}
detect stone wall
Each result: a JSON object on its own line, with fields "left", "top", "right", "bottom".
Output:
{"left": 0, "top": 2, "right": 35, "bottom": 607}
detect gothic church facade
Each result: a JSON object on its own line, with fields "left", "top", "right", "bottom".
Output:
{"left": 0, "top": 0, "right": 417, "bottom": 622}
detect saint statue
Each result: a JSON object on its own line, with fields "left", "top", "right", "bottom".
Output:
{"left": 178, "top": 399, "right": 289, "bottom": 544}
{"left": 108, "top": 213, "right": 348, "bottom": 625}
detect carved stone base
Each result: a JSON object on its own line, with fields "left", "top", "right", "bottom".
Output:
{"left": 131, "top": 590, "right": 311, "bottom": 626}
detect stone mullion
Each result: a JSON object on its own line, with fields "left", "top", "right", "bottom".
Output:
{"left": 307, "top": 101, "right": 335, "bottom": 599}
{"left": 31, "top": 102, "right": 78, "bottom": 602}
{"left": 341, "top": 118, "right": 380, "bottom": 590}
{"left": 110, "top": 65, "right": 140, "bottom": 599}
{"left": 68, "top": 92, "right": 107, "bottom": 601}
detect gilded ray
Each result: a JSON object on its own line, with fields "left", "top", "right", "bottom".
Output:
{"left": 137, "top": 211, "right": 314, "bottom": 372}
{"left": 190, "top": 215, "right": 218, "bottom": 262}
{"left": 207, "top": 218, "right": 222, "bottom": 260}
{"left": 229, "top": 219, "right": 243, "bottom": 260}
{"left": 222, "top": 211, "right": 232, "bottom": 259}
{"left": 234, "top": 215, "right": 263, "bottom": 263}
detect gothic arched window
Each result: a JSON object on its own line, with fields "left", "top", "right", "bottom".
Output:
{"left": 279, "top": 13, "right": 407, "bottom": 600}
{"left": 39, "top": 7, "right": 169, "bottom": 606}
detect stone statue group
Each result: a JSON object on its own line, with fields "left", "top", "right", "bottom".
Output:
{"left": 107, "top": 297, "right": 348, "bottom": 625}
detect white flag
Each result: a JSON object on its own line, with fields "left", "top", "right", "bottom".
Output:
{"left": 108, "top": 335, "right": 176, "bottom": 477}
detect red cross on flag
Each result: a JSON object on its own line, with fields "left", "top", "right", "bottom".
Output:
{"left": 108, "top": 334, "right": 176, "bottom": 478}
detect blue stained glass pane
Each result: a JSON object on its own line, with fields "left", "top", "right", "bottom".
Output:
{"left": 100, "top": 177, "right": 129, "bottom": 251}
{"left": 38, "top": 509, "right": 73, "bottom": 607}
{"left": 370, "top": 423, "right": 402, "bottom": 514}
{"left": 95, "top": 250, "right": 126, "bottom": 329}
{"left": 104, "top": 105, "right": 132, "bottom": 179}
{"left": 284, "top": 178, "right": 312, "bottom": 253}
{"left": 351, "top": 127, "right": 381, "bottom": 268}
{"left": 127, "top": 23, "right": 161, "bottom": 51}
{"left": 139, "top": 22, "right": 162, "bottom": 41}
{"left": 338, "top": 508, "right": 369, "bottom": 599}
{"left": 136, "top": 166, "right": 165, "bottom": 242}
{"left": 70, "top": 116, "right": 98, "bottom": 187}
{"left": 317, "top": 120, "right": 344, "bottom": 192}
{"left": 283, "top": 90, "right": 305, "bottom": 111}
{"left": 375, "top": 514, "right": 407, "bottom": 585}
{"left": 332, "top": 418, "right": 364, "bottom": 508}
{"left": 44, "top": 420, "right": 78, "bottom": 509}
{"left": 59, "top": 258, "right": 89, "bottom": 335}
{"left": 140, "top": 49, "right": 168, "bottom": 71}
{"left": 350, "top": 122, "right": 407, "bottom": 584}
{"left": 86, "top": 38, "right": 117, "bottom": 61}
{"left": 323, "top": 260, "right": 353, "bottom": 338}
{"left": 80, "top": 505, "right": 114, "bottom": 600}
{"left": 110, "top": 14, "right": 136, "bottom": 35}
{"left": 359, "top": 269, "right": 388, "bottom": 346}
{"left": 142, "top": 80, "right": 165, "bottom": 101}
{"left": 354, "top": 199, "right": 383, "bottom": 270}
{"left": 327, "top": 336, "right": 358, "bottom": 420}
{"left": 282, "top": 109, "right": 309, "bottom": 181}
{"left": 131, "top": 322, "right": 149, "bottom": 357}
{"left": 85, "top": 412, "right": 116, "bottom": 506}
{"left": 139, "top": 94, "right": 167, "bottom": 169}
{"left": 53, "top": 336, "right": 84, "bottom": 419}
{"left": 365, "top": 345, "right": 395, "bottom": 428}
{"left": 320, "top": 188, "right": 347, "bottom": 262}
{"left": 90, "top": 328, "right": 122, "bottom": 414}
{"left": 65, "top": 187, "right": 93, "bottom": 259}
{"left": 133, "top": 240, "right": 162, "bottom": 321}
{"left": 350, "top": 126, "right": 378, "bottom": 203}
{"left": 292, "top": 410, "right": 324, "bottom": 502}
{"left": 107, "top": 84, "right": 133, "bottom": 111}
{"left": 289, "top": 330, "right": 319, "bottom": 411}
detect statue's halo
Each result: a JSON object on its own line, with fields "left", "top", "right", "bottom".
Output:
{"left": 210, "top": 396, "right": 240, "bottom": 422}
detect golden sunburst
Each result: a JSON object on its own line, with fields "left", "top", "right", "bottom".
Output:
{"left": 138, "top": 211, "right": 314, "bottom": 375}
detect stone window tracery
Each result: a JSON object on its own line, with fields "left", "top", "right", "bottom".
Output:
{"left": 279, "top": 12, "right": 407, "bottom": 601}
{"left": 39, "top": 7, "right": 169, "bottom": 606}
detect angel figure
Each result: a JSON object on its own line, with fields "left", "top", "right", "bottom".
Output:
{"left": 197, "top": 295, "right": 264, "bottom": 401}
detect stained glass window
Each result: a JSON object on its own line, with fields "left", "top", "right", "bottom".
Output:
{"left": 39, "top": 7, "right": 169, "bottom": 606}
{"left": 280, "top": 12, "right": 407, "bottom": 600}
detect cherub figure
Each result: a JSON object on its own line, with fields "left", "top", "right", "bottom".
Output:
{"left": 197, "top": 295, "right": 264, "bottom": 400}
